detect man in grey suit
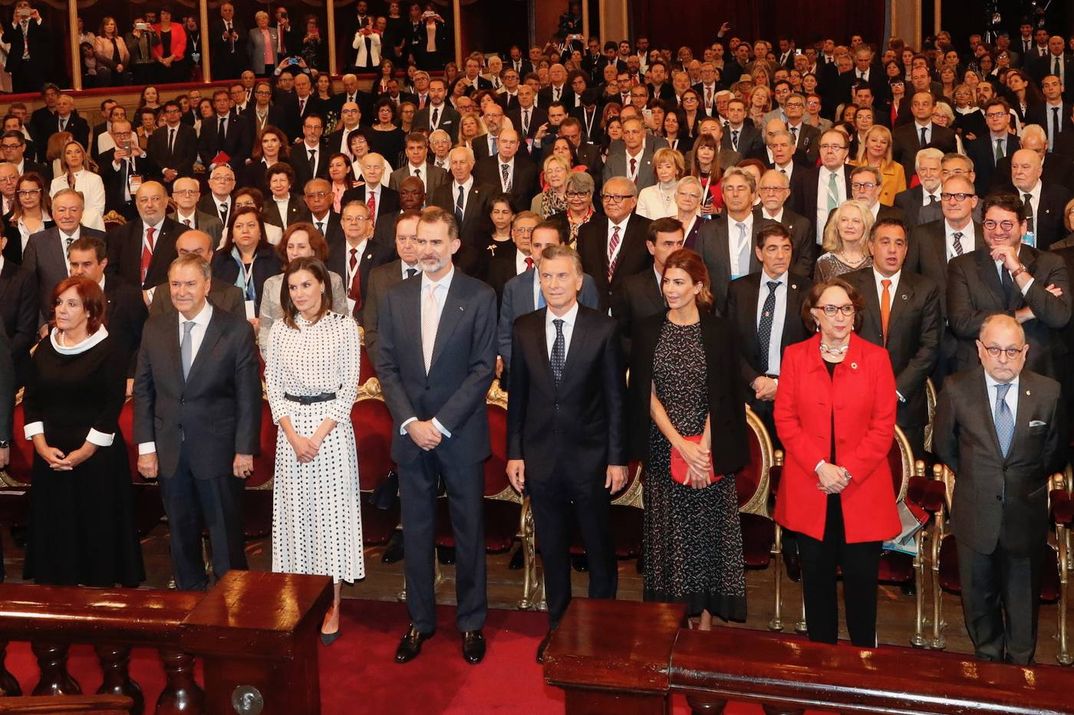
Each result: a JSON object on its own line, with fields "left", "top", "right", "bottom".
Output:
{"left": 134, "top": 253, "right": 262, "bottom": 591}
{"left": 602, "top": 117, "right": 657, "bottom": 191}
{"left": 498, "top": 220, "right": 600, "bottom": 385}
{"left": 389, "top": 133, "right": 450, "bottom": 197}
{"left": 22, "top": 189, "right": 106, "bottom": 324}
{"left": 933, "top": 313, "right": 1065, "bottom": 664}
{"left": 361, "top": 211, "right": 422, "bottom": 364}
{"left": 373, "top": 207, "right": 498, "bottom": 666}
{"left": 169, "top": 177, "right": 224, "bottom": 247}
{"left": 147, "top": 230, "right": 246, "bottom": 319}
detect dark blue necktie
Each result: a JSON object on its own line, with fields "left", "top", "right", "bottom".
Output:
{"left": 550, "top": 318, "right": 565, "bottom": 387}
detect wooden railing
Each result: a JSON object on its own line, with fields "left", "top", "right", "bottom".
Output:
{"left": 0, "top": 571, "right": 331, "bottom": 715}
{"left": 545, "top": 599, "right": 1072, "bottom": 715}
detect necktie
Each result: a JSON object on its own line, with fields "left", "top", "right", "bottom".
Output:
{"left": 880, "top": 278, "right": 892, "bottom": 345}
{"left": 182, "top": 218, "right": 191, "bottom": 227}
{"left": 827, "top": 171, "right": 839, "bottom": 212}
{"left": 607, "top": 225, "right": 621, "bottom": 280}
{"left": 168, "top": 128, "right": 176, "bottom": 153}
{"left": 421, "top": 284, "right": 438, "bottom": 372}
{"left": 731, "top": 129, "right": 739, "bottom": 151}
{"left": 431, "top": 107, "right": 440, "bottom": 128}
{"left": 919, "top": 126, "right": 928, "bottom": 146}
{"left": 705, "top": 87, "right": 712, "bottom": 106}
{"left": 994, "top": 138, "right": 1004, "bottom": 162}
{"left": 219, "top": 203, "right": 228, "bottom": 224}
{"left": 1052, "top": 107, "right": 1061, "bottom": 150}
{"left": 757, "top": 281, "right": 779, "bottom": 372}
{"left": 455, "top": 185, "right": 465, "bottom": 225}
{"left": 929, "top": 194, "right": 939, "bottom": 205}
{"left": 414, "top": 167, "right": 422, "bottom": 185}
{"left": 501, "top": 163, "right": 511, "bottom": 191}
{"left": 994, "top": 383, "right": 1014, "bottom": 458}
{"left": 550, "top": 318, "right": 565, "bottom": 386}
{"left": 367, "top": 192, "right": 376, "bottom": 226}
{"left": 522, "top": 109, "right": 530, "bottom": 135}
{"left": 735, "top": 222, "right": 749, "bottom": 277}
{"left": 348, "top": 248, "right": 362, "bottom": 316}
{"left": 180, "top": 320, "right": 195, "bottom": 380}
{"left": 1001, "top": 263, "right": 1014, "bottom": 304}
{"left": 553, "top": 87, "right": 560, "bottom": 102}
{"left": 299, "top": 97, "right": 306, "bottom": 115}
{"left": 629, "top": 157, "right": 637, "bottom": 178}
{"left": 64, "top": 235, "right": 75, "bottom": 251}
{"left": 20, "top": 21, "right": 29, "bottom": 59}
{"left": 405, "top": 268, "right": 419, "bottom": 279}
{"left": 789, "top": 126, "right": 798, "bottom": 145}
{"left": 524, "top": 256, "right": 534, "bottom": 270}
{"left": 60, "top": 117, "right": 67, "bottom": 132}
{"left": 218, "top": 117, "right": 226, "bottom": 141}
{"left": 952, "top": 231, "right": 964, "bottom": 256}
{"left": 141, "top": 226, "right": 156, "bottom": 284}
{"left": 316, "top": 220, "right": 325, "bottom": 235}
{"left": 308, "top": 148, "right": 317, "bottom": 175}
{"left": 1055, "top": 56, "right": 1062, "bottom": 77}
{"left": 490, "top": 135, "right": 498, "bottom": 155}
{"left": 1023, "top": 192, "right": 1036, "bottom": 237}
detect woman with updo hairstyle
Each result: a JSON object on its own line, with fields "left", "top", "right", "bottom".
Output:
{"left": 22, "top": 275, "right": 144, "bottom": 586}
{"left": 627, "top": 248, "right": 750, "bottom": 630}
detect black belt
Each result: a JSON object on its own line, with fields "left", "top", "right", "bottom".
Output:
{"left": 284, "top": 392, "right": 337, "bottom": 405}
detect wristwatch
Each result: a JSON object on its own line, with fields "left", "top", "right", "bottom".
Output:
{"left": 0, "top": 440, "right": 10, "bottom": 449}
{"left": 1010, "top": 264, "right": 1027, "bottom": 279}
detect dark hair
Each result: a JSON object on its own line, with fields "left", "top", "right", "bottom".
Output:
{"left": 266, "top": 162, "right": 296, "bottom": 185}
{"left": 982, "top": 97, "right": 1011, "bottom": 114}
{"left": 755, "top": 222, "right": 792, "bottom": 249}
{"left": 531, "top": 218, "right": 563, "bottom": 243}
{"left": 1, "top": 129, "right": 25, "bottom": 145}
{"left": 647, "top": 217, "right": 684, "bottom": 244}
{"left": 405, "top": 132, "right": 428, "bottom": 148}
{"left": 251, "top": 125, "right": 290, "bottom": 161}
{"left": 280, "top": 257, "right": 333, "bottom": 329}
{"left": 220, "top": 206, "right": 269, "bottom": 254}
{"left": 801, "top": 277, "right": 864, "bottom": 331}
{"left": 68, "top": 234, "right": 108, "bottom": 261}
{"left": 51, "top": 275, "right": 106, "bottom": 333}
{"left": 419, "top": 206, "right": 459, "bottom": 241}
{"left": 869, "top": 217, "right": 908, "bottom": 241}
{"left": 662, "top": 249, "right": 713, "bottom": 311}
{"left": 374, "top": 97, "right": 398, "bottom": 124}
{"left": 981, "top": 192, "right": 1027, "bottom": 223}
{"left": 276, "top": 222, "right": 330, "bottom": 264}
{"left": 489, "top": 192, "right": 514, "bottom": 212}
{"left": 234, "top": 186, "right": 266, "bottom": 211}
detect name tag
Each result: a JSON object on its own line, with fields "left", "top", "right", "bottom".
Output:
{"left": 346, "top": 297, "right": 357, "bottom": 315}
{"left": 245, "top": 300, "right": 256, "bottom": 320}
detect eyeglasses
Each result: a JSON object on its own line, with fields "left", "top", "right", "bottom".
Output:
{"left": 758, "top": 186, "right": 788, "bottom": 193}
{"left": 941, "top": 192, "right": 973, "bottom": 202}
{"left": 304, "top": 191, "right": 330, "bottom": 199}
{"left": 172, "top": 189, "right": 199, "bottom": 196}
{"left": 342, "top": 215, "right": 369, "bottom": 223}
{"left": 817, "top": 304, "right": 855, "bottom": 317}
{"left": 1, "top": 143, "right": 22, "bottom": 149}
{"left": 566, "top": 191, "right": 590, "bottom": 198}
{"left": 601, "top": 193, "right": 632, "bottom": 202}
{"left": 819, "top": 143, "right": 847, "bottom": 151}
{"left": 983, "top": 219, "right": 1017, "bottom": 231}
{"left": 851, "top": 182, "right": 877, "bottom": 190}
{"left": 16, "top": 189, "right": 40, "bottom": 196}
{"left": 983, "top": 345, "right": 1024, "bottom": 359}
{"left": 984, "top": 112, "right": 1008, "bottom": 119}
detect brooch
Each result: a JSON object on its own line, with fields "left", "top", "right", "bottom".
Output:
{"left": 850, "top": 362, "right": 858, "bottom": 370}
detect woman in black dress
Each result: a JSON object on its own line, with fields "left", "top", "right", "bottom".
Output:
{"left": 628, "top": 249, "right": 749, "bottom": 630}
{"left": 22, "top": 276, "right": 143, "bottom": 587}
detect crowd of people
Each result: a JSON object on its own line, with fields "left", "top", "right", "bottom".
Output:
{"left": 1, "top": 3, "right": 1074, "bottom": 670}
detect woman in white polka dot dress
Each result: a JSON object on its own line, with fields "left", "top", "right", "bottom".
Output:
{"left": 266, "top": 256, "right": 364, "bottom": 645}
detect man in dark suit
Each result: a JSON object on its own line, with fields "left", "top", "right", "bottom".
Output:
{"left": 756, "top": 169, "right": 815, "bottom": 277}
{"left": 0, "top": 232, "right": 37, "bottom": 385}
{"left": 428, "top": 147, "right": 496, "bottom": 277}
{"left": 933, "top": 313, "right": 1066, "bottom": 664}
{"left": 473, "top": 130, "right": 539, "bottom": 213}
{"left": 506, "top": 243, "right": 627, "bottom": 664}
{"left": 326, "top": 200, "right": 391, "bottom": 322}
{"left": 696, "top": 168, "right": 778, "bottom": 314}
{"left": 1007, "top": 149, "right": 1071, "bottom": 251}
{"left": 577, "top": 177, "right": 653, "bottom": 311}
{"left": 22, "top": 188, "right": 106, "bottom": 324}
{"left": 486, "top": 212, "right": 538, "bottom": 301}
{"left": 892, "top": 92, "right": 958, "bottom": 182}
{"left": 289, "top": 113, "right": 329, "bottom": 193}
{"left": 340, "top": 153, "right": 401, "bottom": 233}
{"left": 134, "top": 253, "right": 261, "bottom": 591}
{"left": 146, "top": 102, "right": 198, "bottom": 190}
{"left": 197, "top": 90, "right": 253, "bottom": 173}
{"left": 1026, "top": 75, "right": 1074, "bottom": 150}
{"left": 147, "top": 229, "right": 245, "bottom": 319}
{"left": 373, "top": 207, "right": 498, "bottom": 665}
{"left": 98, "top": 120, "right": 159, "bottom": 220}
{"left": 611, "top": 217, "right": 680, "bottom": 361}
{"left": 106, "top": 182, "right": 182, "bottom": 292}
{"left": 1029, "top": 37, "right": 1074, "bottom": 100}
{"left": 389, "top": 133, "right": 450, "bottom": 197}
{"left": 791, "top": 129, "right": 853, "bottom": 245}
{"left": 965, "top": 98, "right": 1020, "bottom": 197}
{"left": 722, "top": 99, "right": 765, "bottom": 159}
{"left": 169, "top": 177, "right": 225, "bottom": 246}
{"left": 413, "top": 79, "right": 460, "bottom": 143}
{"left": 947, "top": 193, "right": 1071, "bottom": 381}
{"left": 846, "top": 219, "right": 941, "bottom": 455}
{"left": 303, "top": 178, "right": 343, "bottom": 251}
{"left": 507, "top": 85, "right": 547, "bottom": 155}
{"left": 196, "top": 165, "right": 237, "bottom": 228}
{"left": 209, "top": 2, "right": 246, "bottom": 80}
{"left": 726, "top": 223, "right": 812, "bottom": 444}
{"left": 52, "top": 94, "right": 91, "bottom": 150}
{"left": 0, "top": 130, "right": 47, "bottom": 182}
{"left": 362, "top": 211, "right": 423, "bottom": 363}
{"left": 2, "top": 2, "right": 52, "bottom": 94}
{"left": 892, "top": 148, "right": 945, "bottom": 229}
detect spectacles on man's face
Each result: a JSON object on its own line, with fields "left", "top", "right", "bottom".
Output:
{"left": 305, "top": 191, "right": 330, "bottom": 199}
{"left": 983, "top": 345, "right": 1025, "bottom": 360}
{"left": 602, "top": 193, "right": 632, "bottom": 203}
{"left": 851, "top": 182, "right": 877, "bottom": 191}
{"left": 819, "top": 143, "right": 847, "bottom": 151}
{"left": 1, "top": 142, "right": 22, "bottom": 150}
{"left": 817, "top": 304, "right": 855, "bottom": 317}
{"left": 941, "top": 192, "right": 973, "bottom": 202}
{"left": 983, "top": 219, "right": 1017, "bottom": 231}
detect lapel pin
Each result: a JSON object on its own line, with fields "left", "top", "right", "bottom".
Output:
{"left": 901, "top": 294, "right": 908, "bottom": 300}
{"left": 1026, "top": 389, "right": 1031, "bottom": 396}
{"left": 850, "top": 362, "right": 858, "bottom": 370}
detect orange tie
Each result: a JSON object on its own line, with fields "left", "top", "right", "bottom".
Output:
{"left": 880, "top": 279, "right": 891, "bottom": 345}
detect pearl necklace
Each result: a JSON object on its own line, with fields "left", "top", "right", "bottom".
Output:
{"left": 819, "top": 342, "right": 849, "bottom": 356}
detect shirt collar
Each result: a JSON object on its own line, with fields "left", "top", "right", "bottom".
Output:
{"left": 873, "top": 267, "right": 901, "bottom": 285}
{"left": 421, "top": 265, "right": 455, "bottom": 292}
{"left": 984, "top": 371, "right": 1019, "bottom": 392}
{"left": 546, "top": 299, "right": 580, "bottom": 328}
{"left": 181, "top": 299, "right": 213, "bottom": 328}
{"left": 453, "top": 176, "right": 474, "bottom": 193}
{"left": 609, "top": 214, "right": 631, "bottom": 232}
{"left": 762, "top": 270, "right": 787, "bottom": 283}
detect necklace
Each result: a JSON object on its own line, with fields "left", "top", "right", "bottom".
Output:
{"left": 838, "top": 252, "right": 868, "bottom": 268}
{"left": 819, "top": 342, "right": 849, "bottom": 355}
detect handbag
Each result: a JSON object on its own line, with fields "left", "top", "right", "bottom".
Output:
{"left": 669, "top": 434, "right": 720, "bottom": 486}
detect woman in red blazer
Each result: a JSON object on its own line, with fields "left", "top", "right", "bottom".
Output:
{"left": 774, "top": 277, "right": 900, "bottom": 647}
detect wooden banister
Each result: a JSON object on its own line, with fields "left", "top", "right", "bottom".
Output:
{"left": 0, "top": 695, "right": 133, "bottom": 713}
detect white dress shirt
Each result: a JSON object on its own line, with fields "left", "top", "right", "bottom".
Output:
{"left": 756, "top": 271, "right": 788, "bottom": 376}
{"left": 545, "top": 300, "right": 579, "bottom": 360}
{"left": 400, "top": 268, "right": 455, "bottom": 437}
{"left": 607, "top": 215, "right": 630, "bottom": 266}
{"left": 816, "top": 166, "right": 846, "bottom": 243}
{"left": 872, "top": 267, "right": 901, "bottom": 308}
{"left": 727, "top": 212, "right": 754, "bottom": 277}
{"left": 944, "top": 220, "right": 976, "bottom": 261}
{"left": 452, "top": 177, "right": 474, "bottom": 216}
{"left": 1019, "top": 180, "right": 1042, "bottom": 244}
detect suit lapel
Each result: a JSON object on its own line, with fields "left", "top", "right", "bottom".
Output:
{"left": 521, "top": 271, "right": 537, "bottom": 313}
{"left": 887, "top": 272, "right": 915, "bottom": 334}
{"left": 975, "top": 249, "right": 1007, "bottom": 308}
{"left": 429, "top": 276, "right": 466, "bottom": 370}
{"left": 781, "top": 277, "right": 805, "bottom": 350}
{"left": 185, "top": 311, "right": 223, "bottom": 385}
{"left": 974, "top": 370, "right": 1008, "bottom": 461}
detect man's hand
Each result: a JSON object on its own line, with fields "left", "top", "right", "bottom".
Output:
{"left": 506, "top": 459, "right": 525, "bottom": 492}
{"left": 138, "top": 452, "right": 159, "bottom": 479}
{"left": 605, "top": 464, "right": 628, "bottom": 492}
{"left": 1046, "top": 283, "right": 1063, "bottom": 298}
{"left": 163, "top": 168, "right": 178, "bottom": 182}
{"left": 233, "top": 454, "right": 254, "bottom": 479}
{"left": 990, "top": 245, "right": 1020, "bottom": 272}
{"left": 752, "top": 376, "right": 778, "bottom": 401}
{"left": 405, "top": 420, "right": 443, "bottom": 451}
{"left": 1014, "top": 305, "right": 1035, "bottom": 324}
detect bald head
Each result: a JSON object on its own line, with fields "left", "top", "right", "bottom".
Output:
{"left": 175, "top": 229, "right": 214, "bottom": 260}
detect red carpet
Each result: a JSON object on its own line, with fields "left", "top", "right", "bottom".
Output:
{"left": 3, "top": 599, "right": 817, "bottom": 713}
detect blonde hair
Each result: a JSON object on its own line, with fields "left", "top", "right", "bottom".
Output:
{"left": 652, "top": 147, "right": 685, "bottom": 179}
{"left": 822, "top": 199, "right": 875, "bottom": 253}
{"left": 855, "top": 125, "right": 894, "bottom": 169}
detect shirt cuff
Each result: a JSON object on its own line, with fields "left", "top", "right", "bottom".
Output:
{"left": 1020, "top": 276, "right": 1034, "bottom": 295}
{"left": 400, "top": 417, "right": 417, "bottom": 435}
{"left": 86, "top": 429, "right": 114, "bottom": 447}
{"left": 138, "top": 442, "right": 157, "bottom": 455}
{"left": 432, "top": 418, "right": 451, "bottom": 439}
{"left": 24, "top": 421, "right": 44, "bottom": 440}
{"left": 814, "top": 459, "right": 826, "bottom": 473}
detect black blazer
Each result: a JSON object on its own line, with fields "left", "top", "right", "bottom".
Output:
{"left": 610, "top": 267, "right": 664, "bottom": 361}
{"left": 197, "top": 113, "right": 253, "bottom": 172}
{"left": 472, "top": 155, "right": 540, "bottom": 212}
{"left": 146, "top": 123, "right": 198, "bottom": 180}
{"left": 845, "top": 268, "right": 942, "bottom": 431}
{"left": 262, "top": 196, "right": 312, "bottom": 229}
{"left": 103, "top": 276, "right": 148, "bottom": 376}
{"left": 339, "top": 185, "right": 402, "bottom": 229}
{"left": 325, "top": 237, "right": 392, "bottom": 315}
{"left": 907, "top": 220, "right": 985, "bottom": 301}
{"left": 893, "top": 185, "right": 944, "bottom": 230}
{"left": 964, "top": 133, "right": 1019, "bottom": 196}
{"left": 891, "top": 122, "right": 958, "bottom": 181}
{"left": 789, "top": 165, "right": 852, "bottom": 224}
{"left": 507, "top": 105, "right": 548, "bottom": 145}
{"left": 106, "top": 217, "right": 183, "bottom": 290}
{"left": 576, "top": 213, "right": 653, "bottom": 311}
{"left": 626, "top": 311, "right": 749, "bottom": 472}
{"left": 290, "top": 140, "right": 331, "bottom": 192}
{"left": 3, "top": 218, "right": 54, "bottom": 265}
{"left": 506, "top": 305, "right": 627, "bottom": 481}
{"left": 98, "top": 150, "right": 159, "bottom": 217}
{"left": 209, "top": 244, "right": 283, "bottom": 314}
{"left": 0, "top": 258, "right": 37, "bottom": 383}
{"left": 428, "top": 180, "right": 496, "bottom": 276}
{"left": 725, "top": 271, "right": 813, "bottom": 388}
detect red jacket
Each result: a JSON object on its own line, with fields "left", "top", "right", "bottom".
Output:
{"left": 773, "top": 333, "right": 901, "bottom": 543}
{"left": 152, "top": 23, "right": 187, "bottom": 61}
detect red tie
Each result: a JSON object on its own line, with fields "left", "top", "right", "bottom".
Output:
{"left": 141, "top": 226, "right": 156, "bottom": 284}
{"left": 348, "top": 248, "right": 362, "bottom": 316}
{"left": 608, "top": 225, "right": 621, "bottom": 280}
{"left": 524, "top": 256, "right": 534, "bottom": 270}
{"left": 367, "top": 193, "right": 376, "bottom": 227}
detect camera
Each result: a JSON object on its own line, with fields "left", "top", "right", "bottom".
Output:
{"left": 135, "top": 22, "right": 149, "bottom": 31}
{"left": 17, "top": 8, "right": 32, "bottom": 18}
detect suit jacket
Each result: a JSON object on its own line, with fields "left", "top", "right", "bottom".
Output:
{"left": 389, "top": 162, "right": 449, "bottom": 196}
{"left": 2, "top": 14, "right": 51, "bottom": 83}
{"left": 473, "top": 155, "right": 540, "bottom": 212}
{"left": 0, "top": 258, "right": 37, "bottom": 382}
{"left": 893, "top": 185, "right": 944, "bottom": 229}
{"left": 148, "top": 277, "right": 246, "bottom": 319}
{"left": 506, "top": 305, "right": 627, "bottom": 479}
{"left": 721, "top": 124, "right": 765, "bottom": 161}
{"left": 1025, "top": 101, "right": 1074, "bottom": 147}
{"left": 761, "top": 207, "right": 816, "bottom": 277}
{"left": 413, "top": 104, "right": 461, "bottom": 143}
{"left": 790, "top": 123, "right": 823, "bottom": 165}
{"left": 372, "top": 269, "right": 497, "bottom": 465}
{"left": 243, "top": 103, "right": 290, "bottom": 139}
{"left": 290, "top": 140, "right": 330, "bottom": 192}
{"left": 933, "top": 366, "right": 1065, "bottom": 556}
{"left": 610, "top": 267, "right": 664, "bottom": 361}
{"left": 602, "top": 142, "right": 658, "bottom": 190}
{"left": 1027, "top": 184, "right": 1073, "bottom": 251}
{"left": 846, "top": 268, "right": 942, "bottom": 431}
{"left": 326, "top": 237, "right": 392, "bottom": 317}
{"left": 52, "top": 114, "right": 91, "bottom": 151}
{"left": 428, "top": 180, "right": 496, "bottom": 276}
{"left": 339, "top": 185, "right": 402, "bottom": 229}
{"left": 146, "top": 123, "right": 198, "bottom": 181}
{"left": 1030, "top": 54, "right": 1074, "bottom": 100}
{"left": 907, "top": 220, "right": 986, "bottom": 300}
{"left": 103, "top": 275, "right": 148, "bottom": 376}
{"left": 892, "top": 123, "right": 958, "bottom": 182}
{"left": 106, "top": 217, "right": 183, "bottom": 290}
{"left": 169, "top": 210, "right": 224, "bottom": 246}
{"left": 964, "top": 133, "right": 1019, "bottom": 196}
{"left": 626, "top": 311, "right": 749, "bottom": 473}
{"left": 725, "top": 271, "right": 812, "bottom": 389}
{"left": 209, "top": 19, "right": 247, "bottom": 74}
{"left": 98, "top": 150, "right": 159, "bottom": 217}
{"left": 695, "top": 214, "right": 778, "bottom": 314}
{"left": 3, "top": 218, "right": 54, "bottom": 266}
{"left": 773, "top": 334, "right": 901, "bottom": 542}
{"left": 197, "top": 113, "right": 253, "bottom": 172}
{"left": 133, "top": 306, "right": 261, "bottom": 479}
{"left": 789, "top": 165, "right": 853, "bottom": 227}
{"left": 576, "top": 213, "right": 653, "bottom": 311}
{"left": 947, "top": 245, "right": 1071, "bottom": 378}
{"left": 246, "top": 26, "right": 279, "bottom": 76}
{"left": 23, "top": 225, "right": 107, "bottom": 322}
{"left": 507, "top": 105, "right": 548, "bottom": 148}
{"left": 361, "top": 259, "right": 420, "bottom": 364}
{"left": 261, "top": 196, "right": 311, "bottom": 230}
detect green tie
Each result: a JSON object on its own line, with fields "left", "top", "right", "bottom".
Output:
{"left": 826, "top": 171, "right": 839, "bottom": 212}
{"left": 994, "top": 138, "right": 1004, "bottom": 162}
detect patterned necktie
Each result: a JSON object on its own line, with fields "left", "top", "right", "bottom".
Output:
{"left": 141, "top": 226, "right": 156, "bottom": 284}
{"left": 348, "top": 248, "right": 362, "bottom": 315}
{"left": 1023, "top": 193, "right": 1035, "bottom": 236}
{"left": 994, "top": 383, "right": 1014, "bottom": 458}
{"left": 180, "top": 320, "right": 195, "bottom": 380}
{"left": 454, "top": 184, "right": 466, "bottom": 225}
{"left": 501, "top": 163, "right": 511, "bottom": 191}
{"left": 757, "top": 281, "right": 779, "bottom": 373}
{"left": 524, "top": 256, "right": 534, "bottom": 270}
{"left": 523, "top": 109, "right": 530, "bottom": 135}
{"left": 731, "top": 129, "right": 739, "bottom": 151}
{"left": 367, "top": 192, "right": 376, "bottom": 227}
{"left": 607, "top": 225, "right": 621, "bottom": 280}
{"left": 20, "top": 21, "right": 29, "bottom": 59}
{"left": 405, "top": 268, "right": 419, "bottom": 279}
{"left": 789, "top": 126, "right": 798, "bottom": 145}
{"left": 431, "top": 107, "right": 440, "bottom": 128}
{"left": 550, "top": 318, "right": 565, "bottom": 387}
{"left": 880, "top": 279, "right": 892, "bottom": 345}
{"left": 219, "top": 203, "right": 229, "bottom": 225}
{"left": 952, "top": 231, "right": 964, "bottom": 256}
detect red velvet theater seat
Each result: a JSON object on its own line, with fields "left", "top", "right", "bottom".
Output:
{"left": 352, "top": 380, "right": 400, "bottom": 546}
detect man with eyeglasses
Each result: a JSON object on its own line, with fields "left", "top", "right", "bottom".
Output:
{"left": 100, "top": 119, "right": 157, "bottom": 219}
{"left": 933, "top": 312, "right": 1065, "bottom": 665}
{"left": 473, "top": 129, "right": 537, "bottom": 213}
{"left": 791, "top": 129, "right": 852, "bottom": 246}
{"left": 168, "top": 177, "right": 223, "bottom": 246}
{"left": 106, "top": 182, "right": 182, "bottom": 301}
{"left": 327, "top": 102, "right": 364, "bottom": 156}
{"left": 994, "top": 125, "right": 1074, "bottom": 202}
{"left": 289, "top": 113, "right": 328, "bottom": 191}
{"left": 757, "top": 169, "right": 815, "bottom": 276}
{"left": 0, "top": 163, "right": 20, "bottom": 219}
{"left": 947, "top": 193, "right": 1070, "bottom": 380}
{"left": 825, "top": 166, "right": 904, "bottom": 231}
{"left": 326, "top": 200, "right": 391, "bottom": 322}
{"left": 302, "top": 178, "right": 343, "bottom": 248}
{"left": 197, "top": 165, "right": 237, "bottom": 228}
{"left": 1003, "top": 148, "right": 1071, "bottom": 251}
{"left": 577, "top": 176, "right": 652, "bottom": 311}
{"left": 782, "top": 93, "right": 821, "bottom": 165}
{"left": 486, "top": 210, "right": 539, "bottom": 300}
{"left": 0, "top": 132, "right": 44, "bottom": 183}
{"left": 413, "top": 78, "right": 459, "bottom": 143}
{"left": 964, "top": 98, "right": 1019, "bottom": 197}
{"left": 471, "top": 104, "right": 507, "bottom": 162}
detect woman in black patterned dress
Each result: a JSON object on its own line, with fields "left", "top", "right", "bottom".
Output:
{"left": 628, "top": 249, "right": 750, "bottom": 629}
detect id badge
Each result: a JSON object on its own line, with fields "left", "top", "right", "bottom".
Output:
{"left": 245, "top": 300, "right": 256, "bottom": 320}
{"left": 128, "top": 173, "right": 143, "bottom": 195}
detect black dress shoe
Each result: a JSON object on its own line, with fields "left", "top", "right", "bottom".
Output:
{"left": 437, "top": 545, "right": 456, "bottom": 565}
{"left": 381, "top": 531, "right": 405, "bottom": 564}
{"left": 570, "top": 554, "right": 589, "bottom": 572}
{"left": 461, "top": 630, "right": 486, "bottom": 664}
{"left": 395, "top": 625, "right": 434, "bottom": 663}
{"left": 536, "top": 630, "right": 555, "bottom": 664}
